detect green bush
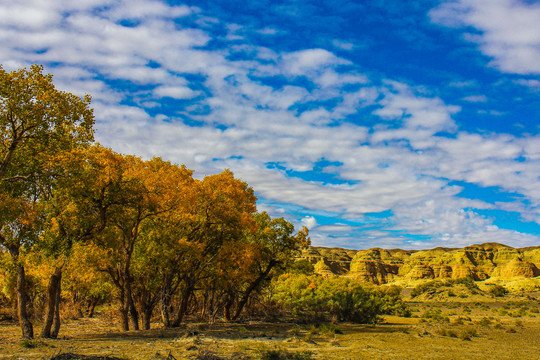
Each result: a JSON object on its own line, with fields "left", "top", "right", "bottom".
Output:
{"left": 272, "top": 274, "right": 400, "bottom": 324}
{"left": 319, "top": 323, "right": 343, "bottom": 335}
{"left": 373, "top": 286, "right": 411, "bottom": 317}
{"left": 410, "top": 277, "right": 479, "bottom": 298}
{"left": 489, "top": 285, "right": 508, "bottom": 297}
{"left": 421, "top": 308, "right": 449, "bottom": 322}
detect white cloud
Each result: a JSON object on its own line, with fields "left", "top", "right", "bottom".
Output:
{"left": 154, "top": 85, "right": 198, "bottom": 99}
{"left": 105, "top": 0, "right": 193, "bottom": 20}
{"left": 282, "top": 49, "right": 350, "bottom": 76}
{"left": 257, "top": 27, "right": 280, "bottom": 36}
{"left": 300, "top": 216, "right": 318, "bottom": 230}
{"left": 332, "top": 40, "right": 355, "bottom": 51}
{"left": 430, "top": 0, "right": 540, "bottom": 75}
{"left": 462, "top": 95, "right": 488, "bottom": 102}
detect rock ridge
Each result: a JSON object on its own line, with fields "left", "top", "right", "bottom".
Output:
{"left": 299, "top": 243, "right": 540, "bottom": 284}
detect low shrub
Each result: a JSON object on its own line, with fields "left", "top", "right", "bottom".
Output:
{"left": 259, "top": 349, "right": 313, "bottom": 360}
{"left": 410, "top": 277, "right": 480, "bottom": 299}
{"left": 489, "top": 285, "right": 508, "bottom": 297}
{"left": 459, "top": 327, "right": 477, "bottom": 341}
{"left": 477, "top": 317, "right": 492, "bottom": 326}
{"left": 421, "top": 308, "right": 449, "bottom": 322}
{"left": 453, "top": 316, "right": 470, "bottom": 325}
{"left": 319, "top": 323, "right": 343, "bottom": 335}
{"left": 437, "top": 327, "right": 458, "bottom": 338}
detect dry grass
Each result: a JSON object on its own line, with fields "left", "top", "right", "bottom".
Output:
{"left": 1, "top": 297, "right": 540, "bottom": 360}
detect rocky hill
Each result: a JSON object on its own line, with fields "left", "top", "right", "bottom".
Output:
{"left": 300, "top": 243, "right": 540, "bottom": 286}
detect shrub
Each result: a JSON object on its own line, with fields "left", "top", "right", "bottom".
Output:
{"left": 288, "top": 326, "right": 301, "bottom": 337}
{"left": 259, "top": 350, "right": 313, "bottom": 360}
{"left": 411, "top": 277, "right": 479, "bottom": 299}
{"left": 477, "top": 317, "right": 491, "bottom": 326}
{"left": 489, "top": 285, "right": 508, "bottom": 297}
{"left": 373, "top": 286, "right": 411, "bottom": 317}
{"left": 272, "top": 275, "right": 393, "bottom": 324}
{"left": 453, "top": 316, "right": 470, "bottom": 325}
{"left": 410, "top": 280, "right": 444, "bottom": 298}
{"left": 459, "top": 327, "right": 477, "bottom": 341}
{"left": 421, "top": 308, "right": 449, "bottom": 322}
{"left": 454, "top": 277, "right": 479, "bottom": 290}
{"left": 320, "top": 323, "right": 343, "bottom": 335}
{"left": 437, "top": 327, "right": 458, "bottom": 338}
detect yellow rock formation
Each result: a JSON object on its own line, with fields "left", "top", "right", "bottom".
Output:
{"left": 302, "top": 242, "right": 540, "bottom": 285}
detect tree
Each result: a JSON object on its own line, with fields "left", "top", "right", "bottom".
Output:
{"left": 0, "top": 64, "right": 94, "bottom": 339}
{"left": 78, "top": 152, "right": 195, "bottom": 331}
{"left": 230, "top": 212, "right": 310, "bottom": 320}
{"left": 37, "top": 145, "right": 120, "bottom": 338}
{"left": 169, "top": 170, "right": 258, "bottom": 327}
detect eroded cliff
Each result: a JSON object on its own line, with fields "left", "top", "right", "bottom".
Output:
{"left": 299, "top": 243, "right": 540, "bottom": 284}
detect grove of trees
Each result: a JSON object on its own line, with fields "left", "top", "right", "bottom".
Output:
{"left": 0, "top": 64, "right": 408, "bottom": 341}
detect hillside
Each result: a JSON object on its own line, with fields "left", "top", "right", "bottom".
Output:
{"left": 299, "top": 243, "right": 540, "bottom": 289}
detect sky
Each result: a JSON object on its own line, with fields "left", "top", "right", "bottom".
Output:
{"left": 1, "top": 0, "right": 540, "bottom": 250}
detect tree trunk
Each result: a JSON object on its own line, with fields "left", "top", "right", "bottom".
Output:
{"left": 223, "top": 293, "right": 235, "bottom": 321}
{"left": 120, "top": 302, "right": 129, "bottom": 331}
{"left": 41, "top": 266, "right": 62, "bottom": 338}
{"left": 160, "top": 275, "right": 174, "bottom": 328}
{"left": 119, "top": 287, "right": 129, "bottom": 331}
{"left": 142, "top": 307, "right": 153, "bottom": 330}
{"left": 87, "top": 297, "right": 98, "bottom": 318}
{"left": 51, "top": 276, "right": 62, "bottom": 338}
{"left": 232, "top": 260, "right": 276, "bottom": 321}
{"left": 15, "top": 262, "right": 34, "bottom": 339}
{"left": 172, "top": 284, "right": 193, "bottom": 327}
{"left": 126, "top": 285, "right": 139, "bottom": 331}
{"left": 160, "top": 297, "right": 171, "bottom": 328}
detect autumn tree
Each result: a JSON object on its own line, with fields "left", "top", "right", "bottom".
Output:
{"left": 229, "top": 212, "right": 310, "bottom": 320}
{"left": 37, "top": 145, "right": 125, "bottom": 338}
{"left": 116, "top": 158, "right": 195, "bottom": 330}
{"left": 168, "top": 170, "right": 257, "bottom": 327}
{"left": 0, "top": 64, "right": 94, "bottom": 339}
{"left": 77, "top": 153, "right": 195, "bottom": 331}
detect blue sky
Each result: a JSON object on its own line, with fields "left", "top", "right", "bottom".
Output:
{"left": 1, "top": 0, "right": 540, "bottom": 249}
